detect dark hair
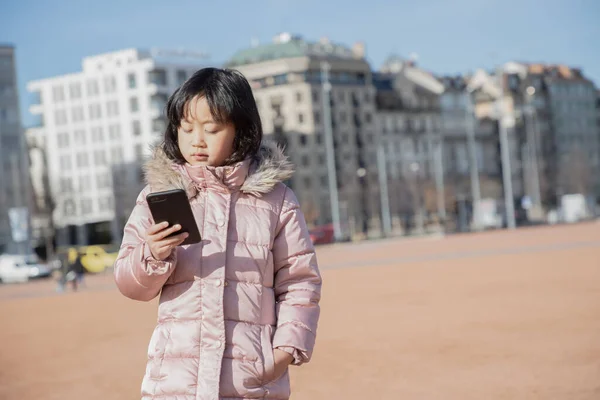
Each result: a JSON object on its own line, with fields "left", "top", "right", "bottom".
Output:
{"left": 162, "top": 67, "right": 263, "bottom": 165}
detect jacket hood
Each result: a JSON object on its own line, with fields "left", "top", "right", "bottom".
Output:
{"left": 143, "top": 143, "right": 295, "bottom": 198}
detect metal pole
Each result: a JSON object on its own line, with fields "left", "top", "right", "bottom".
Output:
{"left": 377, "top": 144, "right": 392, "bottom": 236}
{"left": 10, "top": 153, "right": 25, "bottom": 254}
{"left": 464, "top": 90, "right": 482, "bottom": 230}
{"left": 321, "top": 61, "right": 342, "bottom": 241}
{"left": 433, "top": 137, "right": 446, "bottom": 221}
{"left": 497, "top": 68, "right": 516, "bottom": 229}
{"left": 525, "top": 90, "right": 542, "bottom": 209}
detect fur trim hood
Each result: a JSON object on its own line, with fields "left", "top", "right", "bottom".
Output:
{"left": 143, "top": 143, "right": 295, "bottom": 198}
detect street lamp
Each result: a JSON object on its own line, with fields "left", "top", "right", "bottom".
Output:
{"left": 464, "top": 86, "right": 483, "bottom": 231}
{"left": 524, "top": 85, "right": 542, "bottom": 213}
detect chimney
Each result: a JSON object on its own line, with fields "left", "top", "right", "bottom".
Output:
{"left": 352, "top": 42, "right": 366, "bottom": 59}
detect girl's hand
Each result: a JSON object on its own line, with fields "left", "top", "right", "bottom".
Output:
{"left": 146, "top": 222, "right": 188, "bottom": 261}
{"left": 270, "top": 349, "right": 294, "bottom": 382}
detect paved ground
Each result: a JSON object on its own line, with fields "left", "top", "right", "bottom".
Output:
{"left": 1, "top": 222, "right": 599, "bottom": 399}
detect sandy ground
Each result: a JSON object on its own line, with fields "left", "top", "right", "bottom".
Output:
{"left": 1, "top": 222, "right": 599, "bottom": 399}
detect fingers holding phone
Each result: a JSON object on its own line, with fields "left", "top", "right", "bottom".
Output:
{"left": 146, "top": 222, "right": 189, "bottom": 261}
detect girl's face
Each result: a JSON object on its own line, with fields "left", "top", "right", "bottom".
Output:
{"left": 178, "top": 96, "right": 235, "bottom": 167}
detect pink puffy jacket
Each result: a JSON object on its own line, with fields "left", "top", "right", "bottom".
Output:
{"left": 114, "top": 146, "right": 322, "bottom": 400}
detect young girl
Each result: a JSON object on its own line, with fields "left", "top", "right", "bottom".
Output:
{"left": 114, "top": 68, "right": 322, "bottom": 400}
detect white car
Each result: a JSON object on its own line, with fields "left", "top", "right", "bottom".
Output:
{"left": 0, "top": 254, "right": 52, "bottom": 284}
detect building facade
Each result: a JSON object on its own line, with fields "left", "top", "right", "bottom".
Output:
{"left": 228, "top": 34, "right": 381, "bottom": 238}
{"left": 503, "top": 62, "right": 599, "bottom": 206}
{"left": 26, "top": 48, "right": 207, "bottom": 246}
{"left": 373, "top": 57, "right": 445, "bottom": 233}
{"left": 0, "top": 45, "right": 29, "bottom": 252}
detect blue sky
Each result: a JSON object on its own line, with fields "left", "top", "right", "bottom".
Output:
{"left": 2, "top": 0, "right": 599, "bottom": 126}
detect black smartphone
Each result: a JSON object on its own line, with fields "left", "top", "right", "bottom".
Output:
{"left": 146, "top": 189, "right": 202, "bottom": 245}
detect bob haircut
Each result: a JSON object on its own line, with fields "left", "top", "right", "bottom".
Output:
{"left": 162, "top": 67, "right": 263, "bottom": 165}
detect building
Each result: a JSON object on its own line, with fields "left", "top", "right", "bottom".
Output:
{"left": 26, "top": 48, "right": 207, "bottom": 246}
{"left": 438, "top": 75, "right": 503, "bottom": 228}
{"left": 227, "top": 33, "right": 381, "bottom": 238}
{"left": 0, "top": 45, "right": 29, "bottom": 253}
{"left": 502, "top": 62, "right": 599, "bottom": 206}
{"left": 372, "top": 57, "right": 445, "bottom": 233}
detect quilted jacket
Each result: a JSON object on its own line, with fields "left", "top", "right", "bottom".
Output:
{"left": 114, "top": 145, "right": 322, "bottom": 399}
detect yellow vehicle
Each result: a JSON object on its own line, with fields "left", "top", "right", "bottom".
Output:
{"left": 64, "top": 244, "right": 119, "bottom": 274}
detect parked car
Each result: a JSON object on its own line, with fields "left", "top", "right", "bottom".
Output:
{"left": 0, "top": 253, "right": 52, "bottom": 283}
{"left": 309, "top": 224, "right": 335, "bottom": 246}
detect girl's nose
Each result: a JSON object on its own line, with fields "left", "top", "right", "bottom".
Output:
{"left": 191, "top": 130, "right": 205, "bottom": 147}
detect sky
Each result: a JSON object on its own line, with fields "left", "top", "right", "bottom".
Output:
{"left": 2, "top": 0, "right": 599, "bottom": 127}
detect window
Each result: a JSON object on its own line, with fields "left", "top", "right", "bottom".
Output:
{"left": 103, "top": 76, "right": 117, "bottom": 93}
{"left": 60, "top": 155, "right": 72, "bottom": 170}
{"left": 130, "top": 97, "right": 139, "bottom": 112}
{"left": 98, "top": 196, "right": 112, "bottom": 211}
{"left": 77, "top": 152, "right": 89, "bottom": 168}
{"left": 81, "top": 198, "right": 93, "bottom": 214}
{"left": 55, "top": 109, "right": 68, "bottom": 125}
{"left": 74, "top": 130, "right": 86, "bottom": 145}
{"left": 60, "top": 177, "right": 73, "bottom": 192}
{"left": 97, "top": 173, "right": 110, "bottom": 189}
{"left": 107, "top": 101, "right": 119, "bottom": 117}
{"left": 151, "top": 93, "right": 168, "bottom": 112}
{"left": 365, "top": 112, "right": 372, "bottom": 123}
{"left": 312, "top": 91, "right": 319, "bottom": 103}
{"left": 132, "top": 120, "right": 141, "bottom": 136}
{"left": 299, "top": 134, "right": 307, "bottom": 146}
{"left": 71, "top": 106, "right": 84, "bottom": 122}
{"left": 316, "top": 133, "right": 323, "bottom": 145}
{"left": 298, "top": 113, "right": 304, "bottom": 124}
{"left": 94, "top": 150, "right": 107, "bottom": 166}
{"left": 63, "top": 199, "right": 76, "bottom": 217}
{"left": 69, "top": 83, "right": 82, "bottom": 99}
{"left": 135, "top": 144, "right": 144, "bottom": 161}
{"left": 303, "top": 176, "right": 312, "bottom": 189}
{"left": 152, "top": 117, "right": 166, "bottom": 133}
{"left": 111, "top": 147, "right": 124, "bottom": 164}
{"left": 128, "top": 73, "right": 137, "bottom": 89}
{"left": 177, "top": 70, "right": 187, "bottom": 85}
{"left": 302, "top": 155, "right": 310, "bottom": 167}
{"left": 319, "top": 154, "right": 326, "bottom": 165}
{"left": 89, "top": 104, "right": 102, "bottom": 119}
{"left": 91, "top": 127, "right": 104, "bottom": 143}
{"left": 320, "top": 175, "right": 328, "bottom": 186}
{"left": 86, "top": 79, "right": 100, "bottom": 96}
{"left": 296, "top": 92, "right": 303, "bottom": 102}
{"left": 338, "top": 91, "right": 346, "bottom": 103}
{"left": 52, "top": 86, "right": 65, "bottom": 102}
{"left": 314, "top": 111, "right": 321, "bottom": 124}
{"left": 148, "top": 69, "right": 167, "bottom": 86}
{"left": 57, "top": 132, "right": 70, "bottom": 148}
{"left": 79, "top": 175, "right": 91, "bottom": 192}
{"left": 109, "top": 124, "right": 121, "bottom": 140}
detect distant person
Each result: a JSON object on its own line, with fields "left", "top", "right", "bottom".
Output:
{"left": 114, "top": 68, "right": 322, "bottom": 399}
{"left": 68, "top": 252, "right": 85, "bottom": 291}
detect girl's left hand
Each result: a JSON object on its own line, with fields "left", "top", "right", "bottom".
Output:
{"left": 270, "top": 349, "right": 293, "bottom": 382}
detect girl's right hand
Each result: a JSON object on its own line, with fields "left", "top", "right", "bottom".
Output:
{"left": 146, "top": 222, "right": 189, "bottom": 261}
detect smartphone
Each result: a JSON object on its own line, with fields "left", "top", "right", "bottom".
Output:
{"left": 146, "top": 189, "right": 202, "bottom": 245}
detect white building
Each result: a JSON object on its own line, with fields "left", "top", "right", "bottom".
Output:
{"left": 0, "top": 45, "right": 29, "bottom": 252}
{"left": 228, "top": 33, "right": 381, "bottom": 238}
{"left": 27, "top": 48, "right": 207, "bottom": 246}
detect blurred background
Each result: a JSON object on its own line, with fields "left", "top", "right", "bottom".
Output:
{"left": 1, "top": 1, "right": 599, "bottom": 399}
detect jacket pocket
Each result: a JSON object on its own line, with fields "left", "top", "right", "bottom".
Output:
{"left": 260, "top": 325, "right": 275, "bottom": 385}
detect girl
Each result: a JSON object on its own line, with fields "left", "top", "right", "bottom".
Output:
{"left": 114, "top": 68, "right": 322, "bottom": 400}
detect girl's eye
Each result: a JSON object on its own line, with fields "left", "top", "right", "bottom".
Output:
{"left": 182, "top": 127, "right": 193, "bottom": 133}
{"left": 205, "top": 129, "right": 217, "bottom": 134}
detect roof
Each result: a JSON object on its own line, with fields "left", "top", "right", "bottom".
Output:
{"left": 227, "top": 35, "right": 357, "bottom": 67}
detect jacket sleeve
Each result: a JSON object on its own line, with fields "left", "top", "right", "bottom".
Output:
{"left": 114, "top": 187, "right": 177, "bottom": 302}
{"left": 271, "top": 187, "right": 322, "bottom": 366}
